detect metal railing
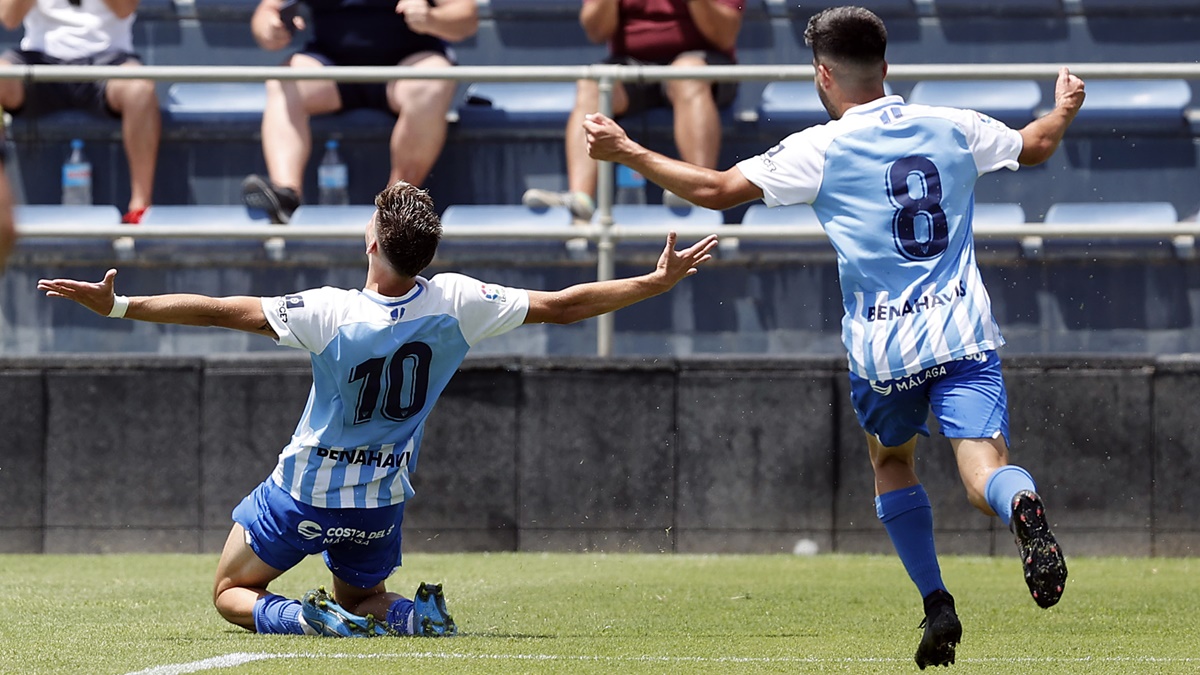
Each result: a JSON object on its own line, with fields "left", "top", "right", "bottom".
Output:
{"left": 7, "top": 61, "right": 1200, "bottom": 354}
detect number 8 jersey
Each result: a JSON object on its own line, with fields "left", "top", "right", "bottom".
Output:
{"left": 260, "top": 274, "right": 530, "bottom": 508}
{"left": 736, "top": 94, "right": 1024, "bottom": 383}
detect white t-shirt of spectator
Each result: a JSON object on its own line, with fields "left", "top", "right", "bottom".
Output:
{"left": 21, "top": 0, "right": 135, "bottom": 61}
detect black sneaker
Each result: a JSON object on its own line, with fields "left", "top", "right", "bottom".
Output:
{"left": 242, "top": 174, "right": 300, "bottom": 225}
{"left": 1011, "top": 490, "right": 1067, "bottom": 608}
{"left": 914, "top": 589, "right": 962, "bottom": 670}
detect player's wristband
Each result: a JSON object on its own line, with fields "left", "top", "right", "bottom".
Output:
{"left": 108, "top": 295, "right": 130, "bottom": 318}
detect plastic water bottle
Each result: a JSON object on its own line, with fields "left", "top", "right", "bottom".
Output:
{"left": 615, "top": 164, "right": 647, "bottom": 205}
{"left": 62, "top": 138, "right": 92, "bottom": 206}
{"left": 317, "top": 139, "right": 349, "bottom": 205}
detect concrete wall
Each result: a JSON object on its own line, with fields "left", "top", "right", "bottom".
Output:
{"left": 1, "top": 354, "right": 1197, "bottom": 558}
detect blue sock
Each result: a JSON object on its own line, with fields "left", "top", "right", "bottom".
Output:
{"left": 984, "top": 465, "right": 1037, "bottom": 526}
{"left": 876, "top": 485, "right": 945, "bottom": 599}
{"left": 253, "top": 594, "right": 308, "bottom": 635}
{"left": 387, "top": 597, "right": 415, "bottom": 635}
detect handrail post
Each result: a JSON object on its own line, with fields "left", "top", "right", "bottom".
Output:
{"left": 595, "top": 68, "right": 616, "bottom": 357}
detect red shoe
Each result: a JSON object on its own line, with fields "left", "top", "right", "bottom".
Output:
{"left": 122, "top": 206, "right": 148, "bottom": 224}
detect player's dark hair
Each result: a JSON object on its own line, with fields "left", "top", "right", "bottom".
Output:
{"left": 804, "top": 6, "right": 887, "bottom": 67}
{"left": 374, "top": 181, "right": 442, "bottom": 277}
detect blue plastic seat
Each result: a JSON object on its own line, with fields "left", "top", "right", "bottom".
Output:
{"left": 1069, "top": 80, "right": 1191, "bottom": 133}
{"left": 757, "top": 82, "right": 893, "bottom": 133}
{"left": 973, "top": 202, "right": 1026, "bottom": 226}
{"left": 1044, "top": 201, "right": 1179, "bottom": 225}
{"left": 908, "top": 80, "right": 1041, "bottom": 128}
{"left": 1077, "top": 0, "right": 1199, "bottom": 13}
{"left": 439, "top": 204, "right": 577, "bottom": 259}
{"left": 1040, "top": 201, "right": 1181, "bottom": 257}
{"left": 457, "top": 82, "right": 577, "bottom": 130}
{"left": 133, "top": 205, "right": 275, "bottom": 260}
{"left": 483, "top": 0, "right": 579, "bottom": 19}
{"left": 607, "top": 204, "right": 724, "bottom": 257}
{"left": 736, "top": 203, "right": 831, "bottom": 256}
{"left": 784, "top": 0, "right": 917, "bottom": 18}
{"left": 13, "top": 204, "right": 124, "bottom": 259}
{"left": 164, "top": 82, "right": 266, "bottom": 125}
{"left": 933, "top": 0, "right": 1064, "bottom": 16}
{"left": 286, "top": 205, "right": 377, "bottom": 259}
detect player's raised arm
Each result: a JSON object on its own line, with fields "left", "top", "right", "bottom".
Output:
{"left": 524, "top": 231, "right": 718, "bottom": 325}
{"left": 1018, "top": 67, "right": 1085, "bottom": 166}
{"left": 584, "top": 112, "right": 763, "bottom": 211}
{"left": 37, "top": 268, "right": 277, "bottom": 337}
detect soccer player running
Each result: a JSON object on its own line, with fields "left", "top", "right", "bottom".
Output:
{"left": 584, "top": 5, "right": 1084, "bottom": 669}
{"left": 38, "top": 181, "right": 718, "bottom": 639}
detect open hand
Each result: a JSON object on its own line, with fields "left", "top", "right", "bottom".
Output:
{"left": 37, "top": 268, "right": 120, "bottom": 316}
{"left": 653, "top": 232, "right": 719, "bottom": 287}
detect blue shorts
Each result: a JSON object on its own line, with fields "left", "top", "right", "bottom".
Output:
{"left": 848, "top": 351, "right": 1010, "bottom": 448}
{"left": 232, "top": 479, "right": 405, "bottom": 589}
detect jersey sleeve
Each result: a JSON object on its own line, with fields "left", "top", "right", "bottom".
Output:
{"left": 735, "top": 129, "right": 827, "bottom": 207}
{"left": 260, "top": 286, "right": 346, "bottom": 354}
{"left": 432, "top": 273, "right": 531, "bottom": 346}
{"left": 952, "top": 108, "right": 1023, "bottom": 175}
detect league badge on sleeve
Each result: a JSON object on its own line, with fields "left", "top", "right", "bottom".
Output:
{"left": 479, "top": 284, "right": 507, "bottom": 304}
{"left": 285, "top": 295, "right": 306, "bottom": 309}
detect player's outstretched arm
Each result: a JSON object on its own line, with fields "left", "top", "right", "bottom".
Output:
{"left": 524, "top": 232, "right": 718, "bottom": 325}
{"left": 37, "top": 268, "right": 278, "bottom": 337}
{"left": 1018, "top": 67, "right": 1085, "bottom": 166}
{"left": 584, "top": 113, "right": 762, "bottom": 211}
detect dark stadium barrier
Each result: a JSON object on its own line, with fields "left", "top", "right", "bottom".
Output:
{"left": 3, "top": 354, "right": 1200, "bottom": 558}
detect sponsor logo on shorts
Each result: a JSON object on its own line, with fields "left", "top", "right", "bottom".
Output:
{"left": 867, "top": 352, "right": 987, "bottom": 396}
{"left": 298, "top": 520, "right": 323, "bottom": 540}
{"left": 323, "top": 524, "right": 394, "bottom": 546}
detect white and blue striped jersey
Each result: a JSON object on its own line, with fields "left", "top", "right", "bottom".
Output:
{"left": 260, "top": 273, "right": 530, "bottom": 508}
{"left": 736, "top": 95, "right": 1023, "bottom": 382}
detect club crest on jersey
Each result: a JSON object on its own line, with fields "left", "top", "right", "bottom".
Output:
{"left": 480, "top": 283, "right": 507, "bottom": 303}
{"left": 974, "top": 111, "right": 997, "bottom": 125}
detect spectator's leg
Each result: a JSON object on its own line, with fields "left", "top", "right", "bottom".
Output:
{"left": 262, "top": 53, "right": 342, "bottom": 197}
{"left": 0, "top": 57, "right": 26, "bottom": 112}
{"left": 665, "top": 52, "right": 720, "bottom": 169}
{"left": 105, "top": 60, "right": 160, "bottom": 213}
{"left": 566, "top": 78, "right": 629, "bottom": 197}
{"left": 384, "top": 52, "right": 456, "bottom": 188}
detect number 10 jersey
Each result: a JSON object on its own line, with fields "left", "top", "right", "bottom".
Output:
{"left": 260, "top": 275, "right": 530, "bottom": 508}
{"left": 736, "top": 94, "right": 1024, "bottom": 383}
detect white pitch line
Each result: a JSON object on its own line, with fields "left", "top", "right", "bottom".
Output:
{"left": 124, "top": 652, "right": 281, "bottom": 675}
{"left": 126, "top": 651, "right": 1200, "bottom": 674}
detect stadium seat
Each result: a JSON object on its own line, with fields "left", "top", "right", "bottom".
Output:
{"left": 606, "top": 203, "right": 725, "bottom": 257}
{"left": 782, "top": 0, "right": 918, "bottom": 18}
{"left": 1040, "top": 201, "right": 1184, "bottom": 257}
{"left": 13, "top": 204, "right": 125, "bottom": 260}
{"left": 736, "top": 203, "right": 831, "bottom": 256}
{"left": 757, "top": 81, "right": 893, "bottom": 133}
{"left": 908, "top": 80, "right": 1041, "bottom": 128}
{"left": 164, "top": 82, "right": 266, "bottom": 125}
{"left": 1068, "top": 80, "right": 1191, "bottom": 133}
{"left": 1077, "top": 0, "right": 1200, "bottom": 14}
{"left": 483, "top": 0, "right": 580, "bottom": 19}
{"left": 133, "top": 205, "right": 276, "bottom": 260}
{"left": 438, "top": 203, "right": 579, "bottom": 259}
{"left": 970, "top": 202, "right": 1029, "bottom": 256}
{"left": 457, "top": 82, "right": 577, "bottom": 130}
{"left": 932, "top": 0, "right": 1064, "bottom": 17}
{"left": 285, "top": 205, "right": 377, "bottom": 260}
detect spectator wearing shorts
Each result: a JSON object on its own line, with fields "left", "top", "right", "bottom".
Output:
{"left": 0, "top": 0, "right": 161, "bottom": 224}
{"left": 242, "top": 0, "right": 478, "bottom": 224}
{"left": 523, "top": 0, "right": 743, "bottom": 223}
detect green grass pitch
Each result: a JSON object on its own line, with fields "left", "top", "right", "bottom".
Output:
{"left": 1, "top": 552, "right": 1197, "bottom": 674}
